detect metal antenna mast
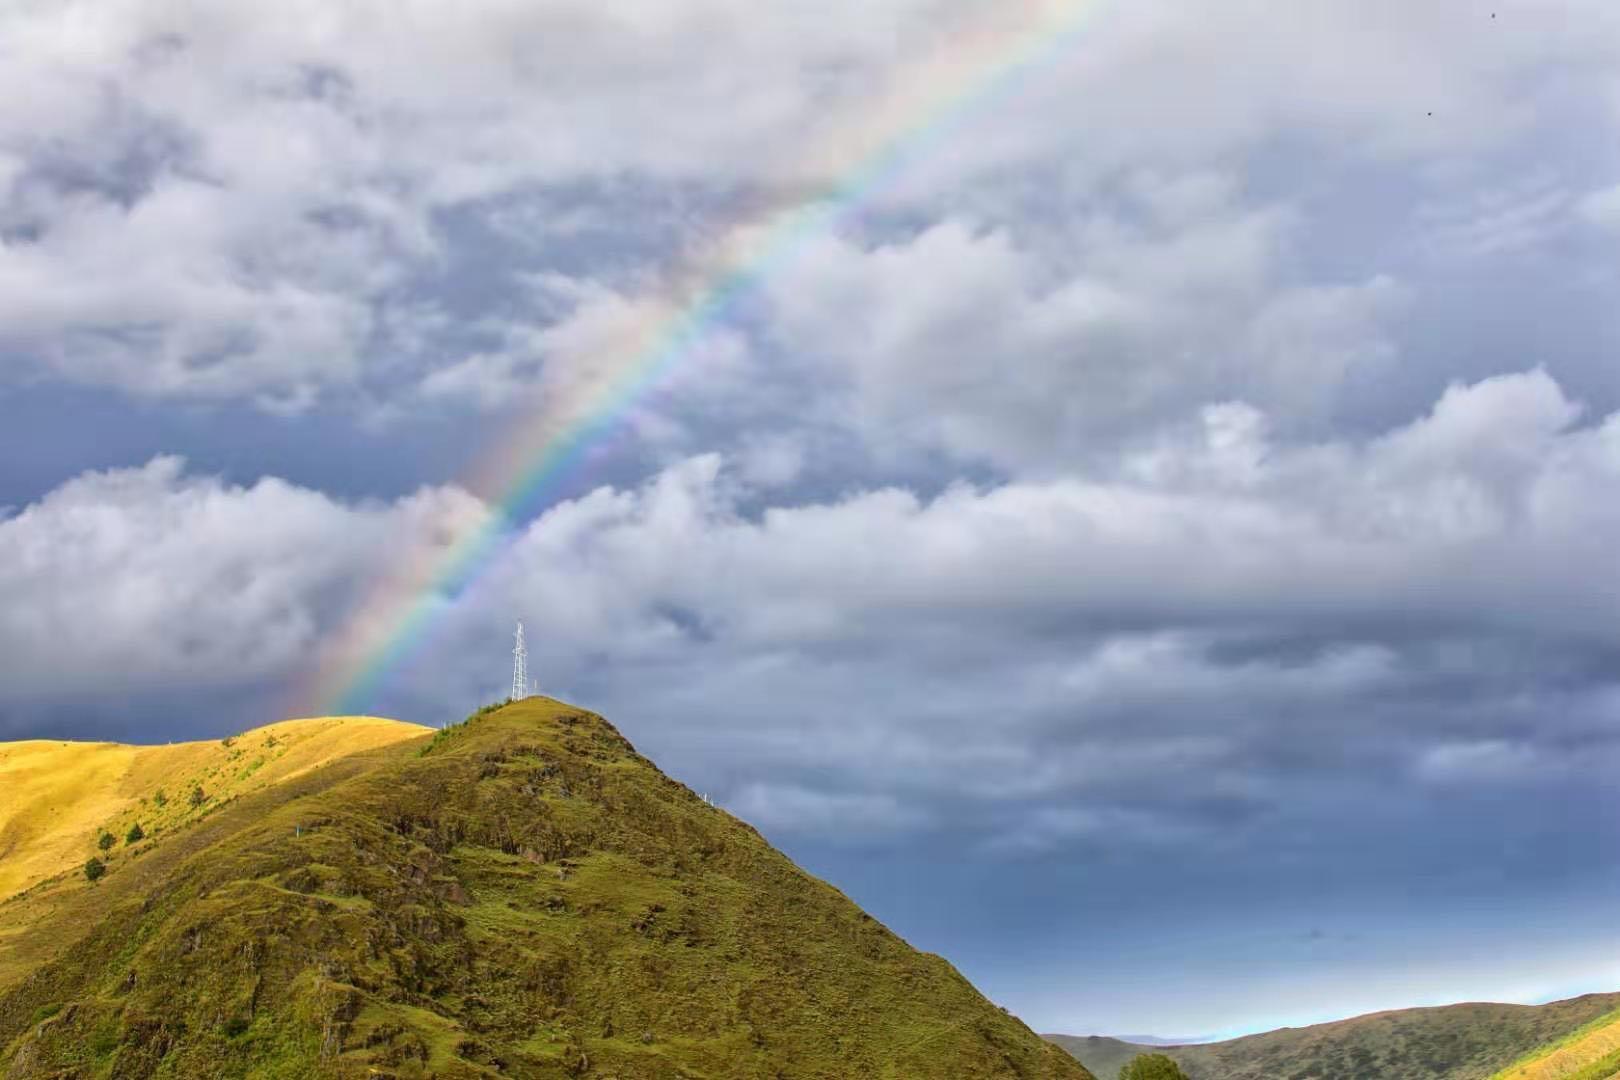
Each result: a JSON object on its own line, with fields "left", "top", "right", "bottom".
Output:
{"left": 511, "top": 620, "right": 529, "bottom": 700}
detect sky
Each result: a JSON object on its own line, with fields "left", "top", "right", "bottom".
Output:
{"left": 3, "top": 0, "right": 1620, "bottom": 1039}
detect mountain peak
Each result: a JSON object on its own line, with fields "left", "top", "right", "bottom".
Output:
{"left": 1, "top": 698, "right": 1088, "bottom": 1077}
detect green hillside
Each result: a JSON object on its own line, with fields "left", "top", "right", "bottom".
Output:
{"left": 0, "top": 716, "right": 431, "bottom": 904}
{"left": 1488, "top": 1003, "right": 1620, "bottom": 1080}
{"left": 1049, "top": 995, "right": 1620, "bottom": 1080}
{"left": 0, "top": 698, "right": 1088, "bottom": 1078}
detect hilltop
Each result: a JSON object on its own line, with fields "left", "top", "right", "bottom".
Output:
{"left": 0, "top": 699, "right": 1087, "bottom": 1078}
{"left": 1050, "top": 994, "right": 1620, "bottom": 1080}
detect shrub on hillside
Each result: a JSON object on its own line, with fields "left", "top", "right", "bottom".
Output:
{"left": 153, "top": 788, "right": 167, "bottom": 807}
{"left": 125, "top": 823, "right": 144, "bottom": 844}
{"left": 97, "top": 831, "right": 116, "bottom": 852}
{"left": 189, "top": 785, "right": 207, "bottom": 808}
{"left": 1120, "top": 1053, "right": 1190, "bottom": 1080}
{"left": 83, "top": 857, "right": 105, "bottom": 882}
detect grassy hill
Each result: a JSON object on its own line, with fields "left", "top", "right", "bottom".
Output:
{"left": 1050, "top": 995, "right": 1620, "bottom": 1080}
{"left": 1488, "top": 1004, "right": 1620, "bottom": 1080}
{"left": 0, "top": 698, "right": 1088, "bottom": 1078}
{"left": 0, "top": 716, "right": 431, "bottom": 901}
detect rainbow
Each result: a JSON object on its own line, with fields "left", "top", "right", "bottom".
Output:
{"left": 305, "top": 0, "right": 1102, "bottom": 716}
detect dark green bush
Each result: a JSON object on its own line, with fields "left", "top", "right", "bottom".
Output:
{"left": 125, "top": 822, "right": 144, "bottom": 844}
{"left": 1120, "top": 1053, "right": 1190, "bottom": 1080}
{"left": 83, "top": 857, "right": 106, "bottom": 883}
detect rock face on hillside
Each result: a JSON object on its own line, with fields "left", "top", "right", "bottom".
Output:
{"left": 0, "top": 699, "right": 1090, "bottom": 1078}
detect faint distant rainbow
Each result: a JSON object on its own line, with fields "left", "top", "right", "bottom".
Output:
{"left": 306, "top": 0, "right": 1103, "bottom": 716}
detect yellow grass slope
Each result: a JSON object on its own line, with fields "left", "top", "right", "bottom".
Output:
{"left": 1491, "top": 1007, "right": 1620, "bottom": 1080}
{"left": 0, "top": 716, "right": 431, "bottom": 900}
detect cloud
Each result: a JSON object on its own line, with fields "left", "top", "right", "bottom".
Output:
{"left": 728, "top": 783, "right": 930, "bottom": 838}
{"left": 412, "top": 272, "right": 753, "bottom": 449}
{"left": 761, "top": 203, "right": 1408, "bottom": 470}
{"left": 8, "top": 372, "right": 1619, "bottom": 829}
{"left": 1415, "top": 739, "right": 1547, "bottom": 785}
{"left": 1414, "top": 175, "right": 1576, "bottom": 260}
{"left": 0, "top": 457, "right": 484, "bottom": 703}
{"left": 1578, "top": 183, "right": 1620, "bottom": 231}
{"left": 0, "top": 0, "right": 970, "bottom": 406}
{"left": 992, "top": 804, "right": 1213, "bottom": 855}
{"left": 1, "top": 0, "right": 1616, "bottom": 425}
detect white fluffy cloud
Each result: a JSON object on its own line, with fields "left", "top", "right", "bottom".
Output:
{"left": 0, "top": 457, "right": 484, "bottom": 697}
{"left": 763, "top": 200, "right": 1408, "bottom": 469}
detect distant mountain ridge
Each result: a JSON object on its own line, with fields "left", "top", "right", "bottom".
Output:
{"left": 0, "top": 699, "right": 1087, "bottom": 1077}
{"left": 1110, "top": 1033, "right": 1217, "bottom": 1047}
{"left": 1049, "top": 995, "right": 1620, "bottom": 1080}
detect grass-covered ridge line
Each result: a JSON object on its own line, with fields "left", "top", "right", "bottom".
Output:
{"left": 0, "top": 698, "right": 1087, "bottom": 1078}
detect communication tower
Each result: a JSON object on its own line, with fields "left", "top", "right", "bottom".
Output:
{"left": 512, "top": 620, "right": 532, "bottom": 700}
